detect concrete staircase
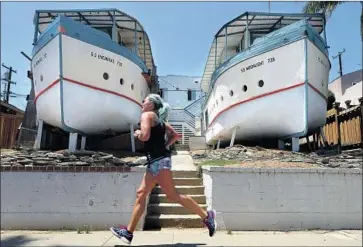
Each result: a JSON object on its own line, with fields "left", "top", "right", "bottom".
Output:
{"left": 174, "top": 143, "right": 189, "bottom": 151}
{"left": 143, "top": 170, "right": 207, "bottom": 229}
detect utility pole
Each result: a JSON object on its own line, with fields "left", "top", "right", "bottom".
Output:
{"left": 332, "top": 49, "right": 346, "bottom": 77}
{"left": 1, "top": 63, "right": 17, "bottom": 104}
{"left": 268, "top": 1, "right": 271, "bottom": 13}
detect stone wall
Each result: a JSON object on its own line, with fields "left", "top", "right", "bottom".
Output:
{"left": 202, "top": 166, "right": 362, "bottom": 231}
{"left": 1, "top": 165, "right": 147, "bottom": 230}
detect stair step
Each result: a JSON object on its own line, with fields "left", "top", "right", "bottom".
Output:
{"left": 172, "top": 171, "right": 199, "bottom": 178}
{"left": 152, "top": 185, "right": 204, "bottom": 195}
{"left": 144, "top": 214, "right": 204, "bottom": 229}
{"left": 149, "top": 194, "right": 206, "bottom": 204}
{"left": 172, "top": 178, "right": 202, "bottom": 186}
{"left": 148, "top": 203, "right": 207, "bottom": 215}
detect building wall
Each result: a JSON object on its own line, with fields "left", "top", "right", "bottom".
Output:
{"left": 158, "top": 75, "right": 205, "bottom": 109}
{"left": 1, "top": 166, "right": 147, "bottom": 230}
{"left": 329, "top": 69, "right": 362, "bottom": 107}
{"left": 202, "top": 167, "right": 362, "bottom": 231}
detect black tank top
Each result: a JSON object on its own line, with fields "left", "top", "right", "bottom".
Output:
{"left": 144, "top": 120, "right": 170, "bottom": 163}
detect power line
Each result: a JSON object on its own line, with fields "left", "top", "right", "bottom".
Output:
{"left": 1, "top": 63, "right": 21, "bottom": 104}
{"left": 332, "top": 49, "right": 346, "bottom": 77}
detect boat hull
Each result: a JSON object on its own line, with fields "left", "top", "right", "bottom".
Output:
{"left": 203, "top": 38, "right": 329, "bottom": 145}
{"left": 32, "top": 33, "right": 149, "bottom": 135}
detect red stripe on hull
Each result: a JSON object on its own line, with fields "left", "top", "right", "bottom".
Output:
{"left": 34, "top": 77, "right": 142, "bottom": 107}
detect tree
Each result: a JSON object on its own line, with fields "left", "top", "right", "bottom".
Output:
{"left": 302, "top": 1, "right": 363, "bottom": 41}
{"left": 327, "top": 89, "right": 336, "bottom": 110}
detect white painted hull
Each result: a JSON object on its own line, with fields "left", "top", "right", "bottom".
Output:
{"left": 32, "top": 34, "right": 149, "bottom": 134}
{"left": 203, "top": 38, "right": 329, "bottom": 145}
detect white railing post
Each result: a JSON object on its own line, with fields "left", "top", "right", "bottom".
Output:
{"left": 182, "top": 124, "right": 185, "bottom": 144}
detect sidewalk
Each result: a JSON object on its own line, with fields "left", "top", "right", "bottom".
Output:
{"left": 1, "top": 229, "right": 362, "bottom": 246}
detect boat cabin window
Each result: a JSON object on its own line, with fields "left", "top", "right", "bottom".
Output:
{"left": 250, "top": 32, "right": 264, "bottom": 45}
{"left": 93, "top": 26, "right": 113, "bottom": 39}
{"left": 238, "top": 34, "right": 246, "bottom": 53}
{"left": 117, "top": 31, "right": 126, "bottom": 46}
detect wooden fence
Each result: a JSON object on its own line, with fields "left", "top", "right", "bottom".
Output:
{"left": 320, "top": 98, "right": 363, "bottom": 148}
{"left": 0, "top": 113, "right": 23, "bottom": 149}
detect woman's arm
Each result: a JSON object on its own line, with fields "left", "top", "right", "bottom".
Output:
{"left": 165, "top": 123, "right": 181, "bottom": 149}
{"left": 135, "top": 112, "right": 152, "bottom": 141}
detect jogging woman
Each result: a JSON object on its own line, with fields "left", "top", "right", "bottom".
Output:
{"left": 110, "top": 93, "right": 217, "bottom": 244}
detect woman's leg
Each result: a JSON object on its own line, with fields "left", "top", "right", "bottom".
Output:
{"left": 110, "top": 172, "right": 156, "bottom": 244}
{"left": 155, "top": 169, "right": 208, "bottom": 219}
{"left": 127, "top": 172, "right": 157, "bottom": 232}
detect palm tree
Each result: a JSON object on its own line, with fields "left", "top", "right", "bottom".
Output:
{"left": 302, "top": 1, "right": 363, "bottom": 41}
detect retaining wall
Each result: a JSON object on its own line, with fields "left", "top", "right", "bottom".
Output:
{"left": 202, "top": 167, "right": 362, "bottom": 231}
{"left": 1, "top": 165, "right": 147, "bottom": 230}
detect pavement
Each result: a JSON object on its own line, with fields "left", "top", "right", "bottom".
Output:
{"left": 171, "top": 151, "right": 196, "bottom": 171}
{"left": 1, "top": 229, "right": 362, "bottom": 246}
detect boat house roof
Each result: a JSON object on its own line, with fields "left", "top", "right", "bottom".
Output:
{"left": 34, "top": 8, "right": 156, "bottom": 73}
{"left": 201, "top": 12, "right": 326, "bottom": 92}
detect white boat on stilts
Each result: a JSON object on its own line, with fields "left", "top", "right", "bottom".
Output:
{"left": 200, "top": 12, "right": 331, "bottom": 151}
{"left": 31, "top": 9, "right": 158, "bottom": 144}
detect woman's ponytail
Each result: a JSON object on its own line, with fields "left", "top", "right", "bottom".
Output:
{"left": 147, "top": 93, "right": 171, "bottom": 123}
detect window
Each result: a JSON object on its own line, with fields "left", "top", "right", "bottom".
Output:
{"left": 242, "top": 85, "right": 247, "bottom": 92}
{"left": 229, "top": 90, "right": 234, "bottom": 96}
{"left": 258, "top": 80, "right": 264, "bottom": 87}
{"left": 159, "top": 88, "right": 164, "bottom": 98}
{"left": 94, "top": 27, "right": 113, "bottom": 39}
{"left": 187, "top": 89, "right": 197, "bottom": 101}
{"left": 120, "top": 78, "right": 124, "bottom": 85}
{"left": 131, "top": 84, "right": 134, "bottom": 90}
{"left": 103, "top": 73, "right": 109, "bottom": 80}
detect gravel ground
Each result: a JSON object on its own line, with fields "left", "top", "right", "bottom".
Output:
{"left": 191, "top": 145, "right": 362, "bottom": 169}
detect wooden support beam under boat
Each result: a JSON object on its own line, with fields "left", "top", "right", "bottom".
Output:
{"left": 278, "top": 139, "right": 285, "bottom": 150}
{"left": 33, "top": 119, "right": 44, "bottom": 150}
{"left": 81, "top": 136, "right": 86, "bottom": 151}
{"left": 230, "top": 128, "right": 237, "bottom": 147}
{"left": 69, "top": 133, "right": 78, "bottom": 153}
{"left": 291, "top": 137, "right": 299, "bottom": 152}
{"left": 130, "top": 123, "right": 135, "bottom": 153}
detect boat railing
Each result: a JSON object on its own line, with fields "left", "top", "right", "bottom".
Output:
{"left": 169, "top": 109, "right": 195, "bottom": 129}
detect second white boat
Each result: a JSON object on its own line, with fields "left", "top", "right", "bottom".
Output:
{"left": 200, "top": 12, "right": 331, "bottom": 148}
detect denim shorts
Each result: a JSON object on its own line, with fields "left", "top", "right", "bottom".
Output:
{"left": 147, "top": 156, "right": 172, "bottom": 176}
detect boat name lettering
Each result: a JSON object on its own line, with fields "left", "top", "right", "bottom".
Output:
{"left": 318, "top": 57, "right": 328, "bottom": 69}
{"left": 240, "top": 57, "right": 275, "bottom": 73}
{"left": 33, "top": 53, "right": 48, "bottom": 69}
{"left": 90, "top": 52, "right": 122, "bottom": 66}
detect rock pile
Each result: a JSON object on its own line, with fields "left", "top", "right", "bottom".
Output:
{"left": 0, "top": 149, "right": 144, "bottom": 167}
{"left": 191, "top": 145, "right": 362, "bottom": 169}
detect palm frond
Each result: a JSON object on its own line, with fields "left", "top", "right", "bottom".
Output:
{"left": 302, "top": 1, "right": 343, "bottom": 19}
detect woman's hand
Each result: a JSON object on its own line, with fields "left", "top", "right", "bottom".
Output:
{"left": 134, "top": 129, "right": 142, "bottom": 139}
{"left": 165, "top": 123, "right": 181, "bottom": 148}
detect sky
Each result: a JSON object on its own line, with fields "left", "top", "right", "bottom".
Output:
{"left": 1, "top": 1, "right": 362, "bottom": 110}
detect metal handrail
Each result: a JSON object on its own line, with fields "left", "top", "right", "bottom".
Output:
{"left": 169, "top": 109, "right": 195, "bottom": 128}
{"left": 184, "top": 96, "right": 205, "bottom": 117}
